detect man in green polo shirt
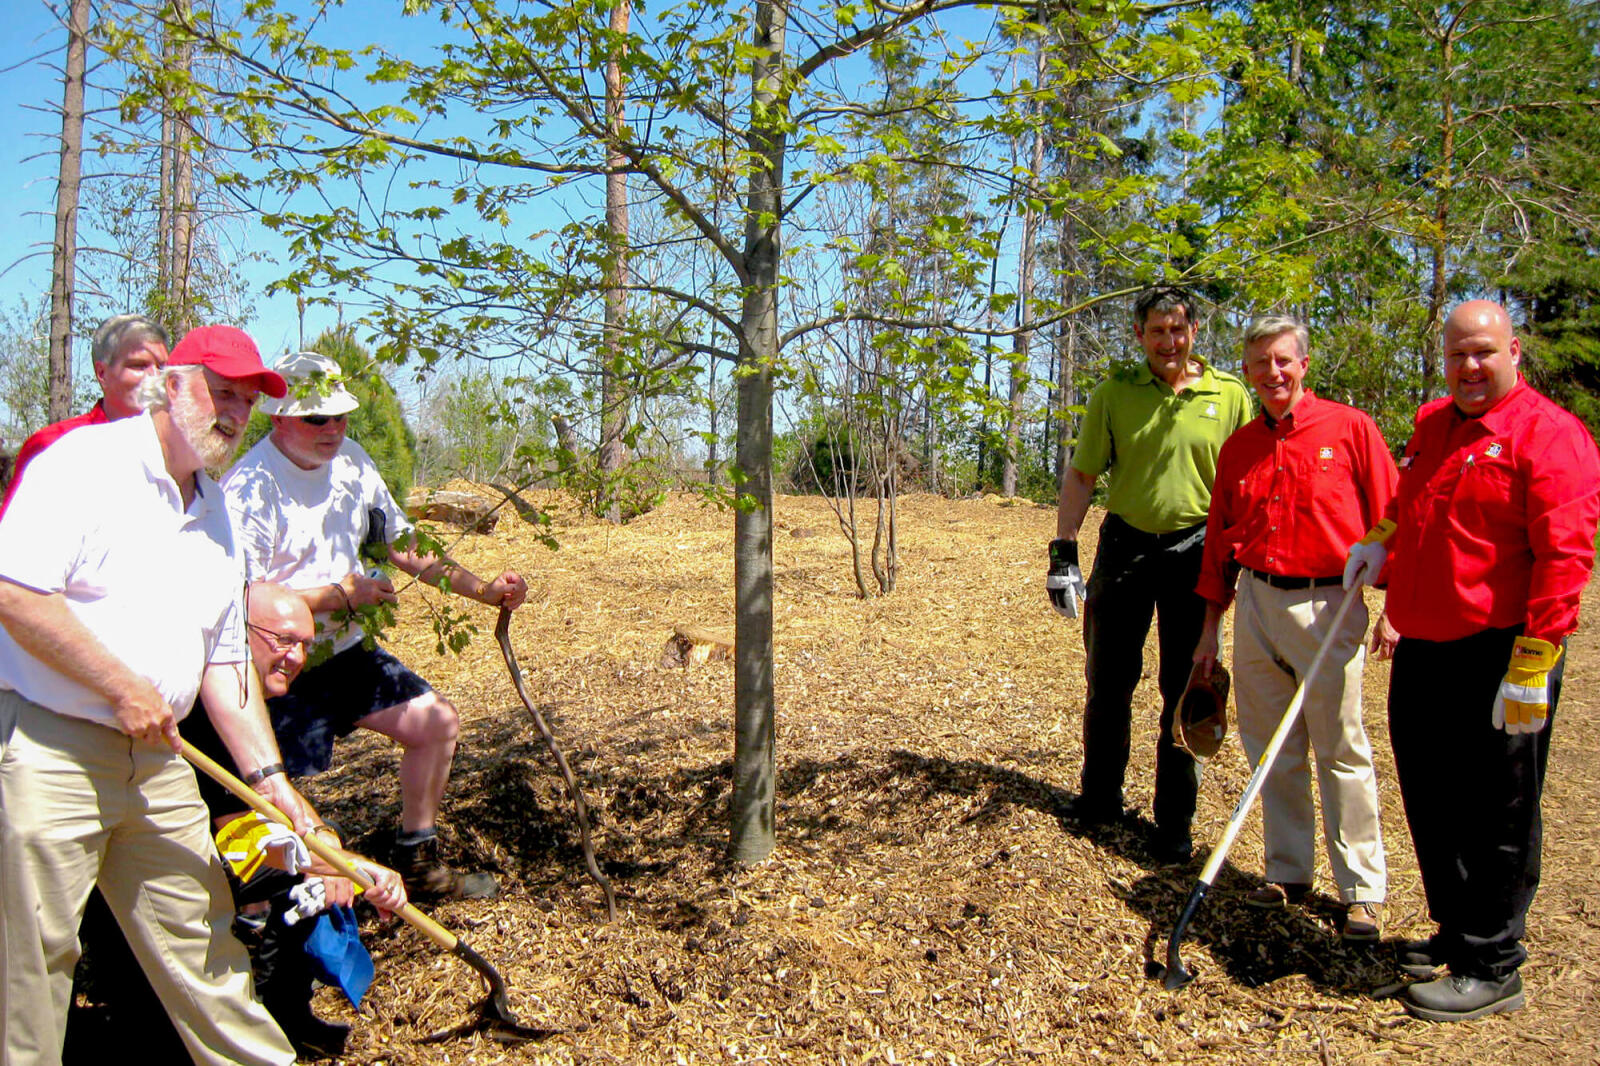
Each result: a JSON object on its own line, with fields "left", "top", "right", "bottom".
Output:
{"left": 1051, "top": 286, "right": 1252, "bottom": 863}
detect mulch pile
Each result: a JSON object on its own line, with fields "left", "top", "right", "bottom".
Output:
{"left": 90, "top": 489, "right": 1600, "bottom": 1063}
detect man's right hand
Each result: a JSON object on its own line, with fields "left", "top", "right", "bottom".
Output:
{"left": 1047, "top": 539, "right": 1087, "bottom": 619}
{"left": 345, "top": 571, "right": 397, "bottom": 609}
{"left": 112, "top": 681, "right": 180, "bottom": 752}
{"left": 1192, "top": 627, "right": 1220, "bottom": 677}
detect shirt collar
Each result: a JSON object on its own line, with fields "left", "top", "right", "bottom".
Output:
{"left": 1134, "top": 357, "right": 1223, "bottom": 395}
{"left": 1450, "top": 375, "right": 1530, "bottom": 434}
{"left": 1262, "top": 390, "right": 1317, "bottom": 430}
{"left": 129, "top": 412, "right": 217, "bottom": 519}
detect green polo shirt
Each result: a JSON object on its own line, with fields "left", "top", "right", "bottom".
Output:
{"left": 1071, "top": 358, "right": 1253, "bottom": 534}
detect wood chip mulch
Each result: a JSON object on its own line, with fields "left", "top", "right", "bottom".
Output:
{"left": 94, "top": 488, "right": 1600, "bottom": 1064}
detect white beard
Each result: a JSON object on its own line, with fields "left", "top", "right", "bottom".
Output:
{"left": 171, "top": 390, "right": 241, "bottom": 471}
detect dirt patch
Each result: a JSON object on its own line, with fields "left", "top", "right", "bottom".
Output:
{"left": 85, "top": 490, "right": 1600, "bottom": 1062}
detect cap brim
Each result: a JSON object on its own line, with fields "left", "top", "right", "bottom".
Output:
{"left": 253, "top": 370, "right": 289, "bottom": 399}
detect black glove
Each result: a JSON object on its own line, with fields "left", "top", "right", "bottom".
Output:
{"left": 1046, "top": 538, "right": 1086, "bottom": 619}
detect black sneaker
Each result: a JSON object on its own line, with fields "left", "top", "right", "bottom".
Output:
{"left": 1403, "top": 972, "right": 1524, "bottom": 1022}
{"left": 277, "top": 1010, "right": 350, "bottom": 1061}
{"left": 1062, "top": 795, "right": 1124, "bottom": 826}
{"left": 393, "top": 835, "right": 498, "bottom": 901}
{"left": 1149, "top": 833, "right": 1194, "bottom": 867}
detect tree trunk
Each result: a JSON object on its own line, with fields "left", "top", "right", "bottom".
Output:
{"left": 157, "top": 0, "right": 197, "bottom": 334}
{"left": 598, "top": 0, "right": 633, "bottom": 522}
{"left": 728, "top": 0, "right": 786, "bottom": 866}
{"left": 48, "top": 0, "right": 90, "bottom": 422}
{"left": 1001, "top": 45, "right": 1044, "bottom": 499}
{"left": 1421, "top": 23, "right": 1456, "bottom": 402}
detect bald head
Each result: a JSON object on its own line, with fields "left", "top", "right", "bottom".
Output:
{"left": 247, "top": 582, "right": 314, "bottom": 697}
{"left": 1443, "top": 300, "right": 1521, "bottom": 417}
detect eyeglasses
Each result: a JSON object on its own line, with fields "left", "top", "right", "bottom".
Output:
{"left": 247, "top": 621, "right": 312, "bottom": 654}
{"left": 301, "top": 414, "right": 348, "bottom": 427}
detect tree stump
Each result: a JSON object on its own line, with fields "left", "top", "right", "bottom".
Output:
{"left": 660, "top": 625, "right": 734, "bottom": 668}
{"left": 405, "top": 489, "right": 499, "bottom": 534}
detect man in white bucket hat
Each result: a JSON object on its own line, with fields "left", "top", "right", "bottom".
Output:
{"left": 223, "top": 351, "right": 527, "bottom": 899}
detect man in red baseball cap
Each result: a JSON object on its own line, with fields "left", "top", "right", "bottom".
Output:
{"left": 169, "top": 324, "right": 289, "bottom": 400}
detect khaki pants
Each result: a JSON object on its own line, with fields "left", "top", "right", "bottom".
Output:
{"left": 1233, "top": 579, "right": 1387, "bottom": 902}
{"left": 0, "top": 690, "right": 294, "bottom": 1066}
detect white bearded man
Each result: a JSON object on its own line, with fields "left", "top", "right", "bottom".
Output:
{"left": 0, "top": 326, "right": 318, "bottom": 1066}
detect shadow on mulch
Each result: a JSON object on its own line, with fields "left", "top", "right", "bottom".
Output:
{"left": 870, "top": 748, "right": 1407, "bottom": 1001}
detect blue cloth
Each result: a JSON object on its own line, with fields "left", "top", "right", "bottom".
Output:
{"left": 304, "top": 905, "right": 374, "bottom": 1007}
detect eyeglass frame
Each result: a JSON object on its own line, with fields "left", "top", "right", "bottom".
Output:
{"left": 245, "top": 620, "right": 313, "bottom": 654}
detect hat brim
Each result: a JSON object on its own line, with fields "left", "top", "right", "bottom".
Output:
{"left": 261, "top": 386, "right": 360, "bottom": 418}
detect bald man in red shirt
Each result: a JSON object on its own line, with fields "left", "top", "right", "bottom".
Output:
{"left": 1194, "top": 316, "right": 1396, "bottom": 942}
{"left": 1347, "top": 299, "right": 1600, "bottom": 1022}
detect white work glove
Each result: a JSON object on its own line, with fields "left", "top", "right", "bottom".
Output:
{"left": 1342, "top": 518, "right": 1397, "bottom": 590}
{"left": 1047, "top": 539, "right": 1087, "bottom": 619}
{"left": 1491, "top": 636, "right": 1561, "bottom": 735}
{"left": 258, "top": 820, "right": 312, "bottom": 876}
{"left": 283, "top": 878, "right": 329, "bottom": 926}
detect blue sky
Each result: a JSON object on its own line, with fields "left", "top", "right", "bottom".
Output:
{"left": 0, "top": 1, "right": 469, "bottom": 367}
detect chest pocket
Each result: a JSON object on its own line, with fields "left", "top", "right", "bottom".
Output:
{"left": 1449, "top": 450, "right": 1521, "bottom": 532}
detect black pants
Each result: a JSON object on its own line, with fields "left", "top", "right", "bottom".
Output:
{"left": 1388, "top": 626, "right": 1561, "bottom": 980}
{"left": 1079, "top": 514, "right": 1207, "bottom": 842}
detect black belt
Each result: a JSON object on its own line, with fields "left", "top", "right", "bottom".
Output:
{"left": 1246, "top": 567, "right": 1343, "bottom": 590}
{"left": 1104, "top": 513, "right": 1207, "bottom": 548}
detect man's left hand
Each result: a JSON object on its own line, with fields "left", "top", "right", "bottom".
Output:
{"left": 256, "top": 774, "right": 316, "bottom": 834}
{"left": 482, "top": 571, "right": 527, "bottom": 610}
{"left": 1492, "top": 636, "right": 1562, "bottom": 735}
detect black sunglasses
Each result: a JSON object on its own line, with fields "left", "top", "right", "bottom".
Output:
{"left": 301, "top": 413, "right": 348, "bottom": 427}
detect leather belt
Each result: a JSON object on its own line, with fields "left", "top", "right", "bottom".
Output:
{"left": 1246, "top": 567, "right": 1343, "bottom": 590}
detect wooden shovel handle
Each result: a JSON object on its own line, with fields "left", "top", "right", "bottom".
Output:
{"left": 179, "top": 739, "right": 459, "bottom": 952}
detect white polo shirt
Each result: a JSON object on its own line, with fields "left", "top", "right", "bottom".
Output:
{"left": 0, "top": 414, "right": 246, "bottom": 726}
{"left": 222, "top": 435, "right": 410, "bottom": 656}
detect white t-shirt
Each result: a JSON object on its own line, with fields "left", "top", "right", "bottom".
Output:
{"left": 0, "top": 414, "right": 247, "bottom": 726}
{"left": 222, "top": 436, "right": 411, "bottom": 655}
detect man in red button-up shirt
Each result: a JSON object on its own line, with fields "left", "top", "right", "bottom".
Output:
{"left": 1193, "top": 316, "right": 1396, "bottom": 941}
{"left": 0, "top": 314, "right": 169, "bottom": 518}
{"left": 1351, "top": 300, "right": 1600, "bottom": 1023}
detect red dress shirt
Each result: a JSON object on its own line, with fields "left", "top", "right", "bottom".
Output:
{"left": 1198, "top": 393, "right": 1398, "bottom": 607}
{"left": 0, "top": 402, "right": 110, "bottom": 519}
{"left": 1385, "top": 378, "right": 1600, "bottom": 644}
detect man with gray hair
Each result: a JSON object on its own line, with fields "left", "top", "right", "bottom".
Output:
{"left": 1192, "top": 315, "right": 1395, "bottom": 940}
{"left": 0, "top": 325, "right": 316, "bottom": 1064}
{"left": 1, "top": 314, "right": 170, "bottom": 516}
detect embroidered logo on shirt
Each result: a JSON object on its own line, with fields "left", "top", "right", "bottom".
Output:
{"left": 1486, "top": 442, "right": 1503, "bottom": 458}
{"left": 1319, "top": 446, "right": 1334, "bottom": 460}
{"left": 1205, "top": 403, "right": 1217, "bottom": 418}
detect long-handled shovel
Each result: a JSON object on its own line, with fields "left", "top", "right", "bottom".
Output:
{"left": 180, "top": 739, "right": 553, "bottom": 1042}
{"left": 1162, "top": 584, "right": 1361, "bottom": 990}
{"left": 494, "top": 605, "right": 617, "bottom": 922}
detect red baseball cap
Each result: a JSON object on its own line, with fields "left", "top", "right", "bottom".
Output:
{"left": 169, "top": 325, "right": 288, "bottom": 398}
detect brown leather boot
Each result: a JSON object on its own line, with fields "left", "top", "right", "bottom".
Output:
{"left": 392, "top": 835, "right": 498, "bottom": 900}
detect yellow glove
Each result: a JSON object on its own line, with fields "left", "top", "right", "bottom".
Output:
{"left": 1342, "top": 519, "right": 1397, "bottom": 590}
{"left": 1492, "top": 636, "right": 1562, "bottom": 735}
{"left": 214, "top": 811, "right": 310, "bottom": 881}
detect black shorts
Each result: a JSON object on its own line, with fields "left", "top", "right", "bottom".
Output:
{"left": 268, "top": 645, "right": 432, "bottom": 777}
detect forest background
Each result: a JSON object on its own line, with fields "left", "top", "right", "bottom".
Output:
{"left": 2, "top": 0, "right": 1598, "bottom": 862}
